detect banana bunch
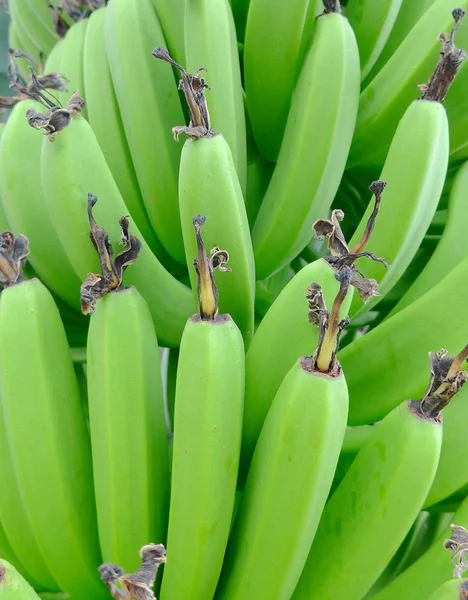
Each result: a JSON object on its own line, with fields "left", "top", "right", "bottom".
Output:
{"left": 2, "top": 0, "right": 468, "bottom": 599}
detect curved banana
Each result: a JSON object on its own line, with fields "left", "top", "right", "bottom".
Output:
{"left": 243, "top": 0, "right": 312, "bottom": 161}
{"left": 345, "top": 0, "right": 403, "bottom": 81}
{"left": 391, "top": 160, "right": 468, "bottom": 316}
{"left": 0, "top": 235, "right": 105, "bottom": 598}
{"left": 14, "top": 0, "right": 56, "bottom": 55}
{"left": 33, "top": 96, "right": 194, "bottom": 347}
{"left": 0, "top": 100, "right": 82, "bottom": 311}
{"left": 0, "top": 561, "right": 42, "bottom": 600}
{"left": 348, "top": 1, "right": 468, "bottom": 169}
{"left": 154, "top": 48, "right": 255, "bottom": 344}
{"left": 339, "top": 255, "right": 468, "bottom": 425}
{"left": 292, "top": 344, "right": 467, "bottom": 600}
{"left": 83, "top": 6, "right": 168, "bottom": 261}
{"left": 218, "top": 273, "right": 350, "bottom": 600}
{"left": 83, "top": 199, "right": 170, "bottom": 572}
{"left": 149, "top": 0, "right": 185, "bottom": 64}
{"left": 160, "top": 216, "right": 244, "bottom": 600}
{"left": 0, "top": 126, "right": 10, "bottom": 233}
{"left": 252, "top": 0, "right": 360, "bottom": 280}
{"left": 8, "top": 1, "right": 41, "bottom": 75}
{"left": 105, "top": 0, "right": 186, "bottom": 263}
{"left": 185, "top": 0, "right": 247, "bottom": 191}
{"left": 347, "top": 95, "right": 450, "bottom": 319}
{"left": 56, "top": 19, "right": 88, "bottom": 118}
{"left": 428, "top": 579, "right": 468, "bottom": 600}
{"left": 373, "top": 510, "right": 468, "bottom": 600}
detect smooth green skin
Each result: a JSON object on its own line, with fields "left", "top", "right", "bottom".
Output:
{"left": 291, "top": 401, "right": 442, "bottom": 600}
{"left": 339, "top": 255, "right": 468, "bottom": 426}
{"left": 83, "top": 7, "right": 165, "bottom": 261}
{"left": 0, "top": 279, "right": 105, "bottom": 598}
{"left": 165, "top": 347, "right": 179, "bottom": 432}
{"left": 243, "top": 0, "right": 312, "bottom": 162}
{"left": 364, "top": 0, "right": 438, "bottom": 84}
{"left": 218, "top": 365, "right": 349, "bottom": 600}
{"left": 178, "top": 135, "right": 255, "bottom": 345}
{"left": 40, "top": 115, "right": 195, "bottom": 348}
{"left": 42, "top": 31, "right": 63, "bottom": 72}
{"left": 255, "top": 264, "right": 295, "bottom": 319}
{"left": 0, "top": 561, "right": 41, "bottom": 600}
{"left": 0, "top": 101, "right": 82, "bottom": 311}
{"left": 0, "top": 126, "right": 9, "bottom": 232}
{"left": 348, "top": 100, "right": 449, "bottom": 319}
{"left": 427, "top": 579, "right": 468, "bottom": 600}
{"left": 86, "top": 288, "right": 169, "bottom": 572}
{"left": 0, "top": 524, "right": 42, "bottom": 592}
{"left": 105, "top": 0, "right": 186, "bottom": 263}
{"left": 347, "top": 0, "right": 468, "bottom": 169}
{"left": 390, "top": 160, "right": 468, "bottom": 316}
{"left": 230, "top": 0, "right": 250, "bottom": 43}
{"left": 424, "top": 385, "right": 468, "bottom": 508}
{"left": 55, "top": 20, "right": 88, "bottom": 119}
{"left": 345, "top": 0, "right": 403, "bottom": 81}
{"left": 252, "top": 12, "right": 360, "bottom": 280}
{"left": 185, "top": 0, "right": 247, "bottom": 194}
{"left": 9, "top": 0, "right": 55, "bottom": 55}
{"left": 150, "top": 0, "right": 185, "bottom": 64}
{"left": 372, "top": 495, "right": 468, "bottom": 600}
{"left": 8, "top": 1, "right": 41, "bottom": 76}
{"left": 240, "top": 258, "right": 354, "bottom": 480}
{"left": 160, "top": 316, "right": 244, "bottom": 600}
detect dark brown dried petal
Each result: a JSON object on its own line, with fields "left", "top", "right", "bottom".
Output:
{"left": 313, "top": 209, "right": 349, "bottom": 258}
{"left": 0, "top": 232, "right": 30, "bottom": 288}
{"left": 444, "top": 525, "right": 468, "bottom": 579}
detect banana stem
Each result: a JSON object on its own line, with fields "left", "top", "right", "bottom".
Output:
{"left": 351, "top": 180, "right": 387, "bottom": 255}
{"left": 322, "top": 0, "right": 341, "bottom": 14}
{"left": 447, "top": 344, "right": 468, "bottom": 379}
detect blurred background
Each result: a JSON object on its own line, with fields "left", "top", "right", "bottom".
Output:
{"left": 0, "top": 9, "right": 10, "bottom": 96}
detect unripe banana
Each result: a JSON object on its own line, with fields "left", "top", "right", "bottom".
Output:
{"left": 0, "top": 125, "right": 10, "bottom": 233}
{"left": 16, "top": 0, "right": 57, "bottom": 55}
{"left": 149, "top": 0, "right": 185, "bottom": 64}
{"left": 345, "top": 0, "right": 403, "bottom": 81}
{"left": 105, "top": 0, "right": 186, "bottom": 263}
{"left": 252, "top": 0, "right": 360, "bottom": 280}
{"left": 154, "top": 48, "right": 255, "bottom": 345}
{"left": 83, "top": 198, "right": 170, "bottom": 572}
{"left": 160, "top": 216, "right": 244, "bottom": 600}
{"left": 0, "top": 233, "right": 105, "bottom": 598}
{"left": 31, "top": 95, "right": 194, "bottom": 347}
{"left": 83, "top": 6, "right": 168, "bottom": 261}
{"left": 0, "top": 561, "right": 41, "bottom": 600}
{"left": 339, "top": 255, "right": 468, "bottom": 425}
{"left": 428, "top": 579, "right": 468, "bottom": 600}
{"left": 390, "top": 160, "right": 468, "bottom": 316}
{"left": 243, "top": 0, "right": 314, "bottom": 161}
{"left": 185, "top": 0, "right": 247, "bottom": 191}
{"left": 329, "top": 423, "right": 374, "bottom": 496}
{"left": 8, "top": 1, "right": 41, "bottom": 74}
{"left": 293, "top": 344, "right": 468, "bottom": 600}
{"left": 217, "top": 273, "right": 350, "bottom": 600}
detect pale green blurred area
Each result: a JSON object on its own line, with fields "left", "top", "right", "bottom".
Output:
{"left": 0, "top": 8, "right": 10, "bottom": 95}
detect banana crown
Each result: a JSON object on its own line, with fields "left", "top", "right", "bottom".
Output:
{"left": 419, "top": 8, "right": 466, "bottom": 104}
{"left": 409, "top": 344, "right": 468, "bottom": 423}
{"left": 80, "top": 193, "right": 142, "bottom": 315}
{"left": 0, "top": 231, "right": 30, "bottom": 289}
{"left": 99, "top": 543, "right": 166, "bottom": 600}
{"left": 152, "top": 46, "right": 215, "bottom": 141}
{"left": 192, "top": 214, "right": 231, "bottom": 322}
{"left": 444, "top": 524, "right": 468, "bottom": 579}
{"left": 304, "top": 180, "right": 389, "bottom": 376}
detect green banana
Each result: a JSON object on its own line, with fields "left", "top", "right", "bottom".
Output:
{"left": 56, "top": 19, "right": 88, "bottom": 118}
{"left": 185, "top": 0, "right": 247, "bottom": 192}
{"left": 30, "top": 93, "right": 194, "bottom": 347}
{"left": 255, "top": 264, "right": 295, "bottom": 319}
{"left": 0, "top": 234, "right": 105, "bottom": 598}
{"left": 347, "top": 94, "right": 450, "bottom": 319}
{"left": 83, "top": 197, "right": 170, "bottom": 572}
{"left": 105, "top": 0, "right": 186, "bottom": 263}
{"left": 345, "top": 0, "right": 403, "bottom": 81}
{"left": 292, "top": 344, "right": 468, "bottom": 600}
{"left": 83, "top": 6, "right": 168, "bottom": 261}
{"left": 18, "top": 0, "right": 57, "bottom": 55}
{"left": 339, "top": 255, "right": 468, "bottom": 425}
{"left": 149, "top": 0, "right": 185, "bottom": 64}
{"left": 373, "top": 518, "right": 468, "bottom": 600}
{"left": 7, "top": 21, "right": 35, "bottom": 82}
{"left": 364, "top": 0, "right": 439, "bottom": 83}
{"left": 154, "top": 47, "right": 255, "bottom": 345}
{"left": 8, "top": 1, "right": 41, "bottom": 74}
{"left": 217, "top": 271, "right": 350, "bottom": 600}
{"left": 165, "top": 347, "right": 179, "bottom": 433}
{"left": 390, "top": 160, "right": 468, "bottom": 316}
{"left": 160, "top": 216, "right": 244, "bottom": 600}
{"left": 348, "top": 1, "right": 468, "bottom": 169}
{"left": 0, "top": 561, "right": 41, "bottom": 600}
{"left": 0, "top": 125, "right": 9, "bottom": 233}
{"left": 230, "top": 0, "right": 250, "bottom": 43}
{"left": 243, "top": 0, "right": 314, "bottom": 161}
{"left": 252, "top": 0, "right": 360, "bottom": 280}
{"left": 0, "top": 98, "right": 82, "bottom": 311}
{"left": 428, "top": 579, "right": 468, "bottom": 600}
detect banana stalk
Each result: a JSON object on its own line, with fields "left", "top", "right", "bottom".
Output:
{"left": 292, "top": 345, "right": 468, "bottom": 600}
{"left": 83, "top": 197, "right": 170, "bottom": 572}
{"left": 252, "top": 0, "right": 360, "bottom": 280}
{"left": 160, "top": 216, "right": 244, "bottom": 600}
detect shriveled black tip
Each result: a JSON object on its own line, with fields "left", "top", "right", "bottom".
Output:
{"left": 369, "top": 180, "right": 387, "bottom": 196}
{"left": 453, "top": 7, "right": 466, "bottom": 21}
{"left": 152, "top": 46, "right": 170, "bottom": 60}
{"left": 87, "top": 193, "right": 98, "bottom": 209}
{"left": 192, "top": 214, "right": 207, "bottom": 228}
